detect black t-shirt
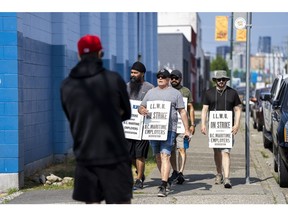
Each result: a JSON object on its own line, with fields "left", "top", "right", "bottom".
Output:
{"left": 203, "top": 86, "right": 241, "bottom": 111}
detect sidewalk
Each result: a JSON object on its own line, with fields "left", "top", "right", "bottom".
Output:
{"left": 4, "top": 111, "right": 287, "bottom": 204}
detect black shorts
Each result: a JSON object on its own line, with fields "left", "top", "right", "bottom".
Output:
{"left": 73, "top": 161, "right": 133, "bottom": 204}
{"left": 126, "top": 139, "right": 150, "bottom": 159}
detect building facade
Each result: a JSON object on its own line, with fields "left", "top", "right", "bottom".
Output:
{"left": 0, "top": 12, "right": 158, "bottom": 190}
{"left": 157, "top": 12, "right": 206, "bottom": 103}
{"left": 258, "top": 36, "right": 271, "bottom": 54}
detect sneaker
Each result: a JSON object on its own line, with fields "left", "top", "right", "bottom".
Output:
{"left": 135, "top": 170, "right": 145, "bottom": 183}
{"left": 157, "top": 186, "right": 167, "bottom": 197}
{"left": 176, "top": 172, "right": 185, "bottom": 184}
{"left": 133, "top": 179, "right": 143, "bottom": 190}
{"left": 224, "top": 178, "right": 232, "bottom": 189}
{"left": 166, "top": 181, "right": 172, "bottom": 192}
{"left": 168, "top": 170, "right": 179, "bottom": 183}
{"left": 215, "top": 173, "right": 223, "bottom": 184}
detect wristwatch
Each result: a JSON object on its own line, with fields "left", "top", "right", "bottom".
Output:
{"left": 191, "top": 123, "right": 196, "bottom": 127}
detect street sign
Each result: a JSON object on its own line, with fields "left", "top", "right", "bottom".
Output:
{"left": 233, "top": 12, "right": 248, "bottom": 29}
{"left": 234, "top": 17, "right": 246, "bottom": 29}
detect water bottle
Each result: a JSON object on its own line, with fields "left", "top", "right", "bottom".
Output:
{"left": 184, "top": 136, "right": 189, "bottom": 149}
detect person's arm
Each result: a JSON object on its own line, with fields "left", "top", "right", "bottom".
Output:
{"left": 138, "top": 105, "right": 149, "bottom": 116}
{"left": 232, "top": 104, "right": 242, "bottom": 135}
{"left": 201, "top": 105, "right": 209, "bottom": 135}
{"left": 178, "top": 108, "right": 191, "bottom": 137}
{"left": 187, "top": 102, "right": 195, "bottom": 135}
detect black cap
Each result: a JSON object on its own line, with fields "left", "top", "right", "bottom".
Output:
{"left": 131, "top": 61, "right": 146, "bottom": 73}
{"left": 171, "top": 70, "right": 182, "bottom": 78}
{"left": 157, "top": 68, "right": 170, "bottom": 78}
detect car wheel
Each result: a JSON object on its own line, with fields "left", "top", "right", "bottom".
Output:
{"left": 278, "top": 152, "right": 288, "bottom": 187}
{"left": 263, "top": 127, "right": 272, "bottom": 149}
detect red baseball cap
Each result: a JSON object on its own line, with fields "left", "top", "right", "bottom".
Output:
{"left": 77, "top": 34, "right": 103, "bottom": 55}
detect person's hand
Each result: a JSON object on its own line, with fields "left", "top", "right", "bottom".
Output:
{"left": 201, "top": 125, "right": 207, "bottom": 135}
{"left": 232, "top": 124, "right": 239, "bottom": 135}
{"left": 184, "top": 129, "right": 191, "bottom": 139}
{"left": 189, "top": 125, "right": 195, "bottom": 135}
{"left": 138, "top": 106, "right": 149, "bottom": 116}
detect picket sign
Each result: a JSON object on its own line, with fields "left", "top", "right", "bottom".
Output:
{"left": 122, "top": 100, "right": 144, "bottom": 140}
{"left": 176, "top": 97, "right": 188, "bottom": 133}
{"left": 208, "top": 110, "right": 233, "bottom": 148}
{"left": 142, "top": 100, "right": 171, "bottom": 141}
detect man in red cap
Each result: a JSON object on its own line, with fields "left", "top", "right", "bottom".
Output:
{"left": 60, "top": 34, "right": 133, "bottom": 204}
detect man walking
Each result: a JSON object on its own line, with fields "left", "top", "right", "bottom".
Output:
{"left": 60, "top": 34, "right": 133, "bottom": 203}
{"left": 138, "top": 68, "right": 191, "bottom": 197}
{"left": 201, "top": 70, "right": 242, "bottom": 189}
{"left": 169, "top": 70, "right": 196, "bottom": 185}
{"left": 126, "top": 61, "right": 154, "bottom": 190}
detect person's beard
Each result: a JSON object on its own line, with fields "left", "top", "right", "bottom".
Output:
{"left": 171, "top": 81, "right": 181, "bottom": 89}
{"left": 130, "top": 76, "right": 142, "bottom": 97}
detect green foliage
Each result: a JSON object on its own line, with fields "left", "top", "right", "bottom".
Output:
{"left": 7, "top": 188, "right": 18, "bottom": 195}
{"left": 209, "top": 56, "right": 230, "bottom": 87}
{"left": 210, "top": 55, "right": 229, "bottom": 76}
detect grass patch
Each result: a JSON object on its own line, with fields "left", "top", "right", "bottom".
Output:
{"left": 23, "top": 157, "right": 76, "bottom": 191}
{"left": 22, "top": 148, "right": 156, "bottom": 192}
{"left": 7, "top": 188, "right": 19, "bottom": 195}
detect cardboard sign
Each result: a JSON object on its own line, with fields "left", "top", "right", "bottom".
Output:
{"left": 123, "top": 100, "right": 144, "bottom": 140}
{"left": 208, "top": 111, "right": 233, "bottom": 148}
{"left": 176, "top": 97, "right": 188, "bottom": 133}
{"left": 142, "top": 100, "right": 171, "bottom": 141}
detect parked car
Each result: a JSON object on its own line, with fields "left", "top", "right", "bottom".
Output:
{"left": 235, "top": 86, "right": 254, "bottom": 112}
{"left": 251, "top": 87, "right": 271, "bottom": 131}
{"left": 270, "top": 77, "right": 288, "bottom": 187}
{"left": 261, "top": 74, "right": 288, "bottom": 148}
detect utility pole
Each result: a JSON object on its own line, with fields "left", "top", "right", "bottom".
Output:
{"left": 245, "top": 12, "right": 252, "bottom": 184}
{"left": 230, "top": 12, "right": 234, "bottom": 82}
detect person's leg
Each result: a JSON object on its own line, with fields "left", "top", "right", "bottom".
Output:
{"left": 135, "top": 157, "right": 145, "bottom": 180}
{"left": 213, "top": 148, "right": 223, "bottom": 184}
{"left": 213, "top": 148, "right": 222, "bottom": 174}
{"left": 150, "top": 141, "right": 161, "bottom": 172}
{"left": 161, "top": 153, "right": 171, "bottom": 182}
{"left": 178, "top": 148, "right": 186, "bottom": 173}
{"left": 155, "top": 153, "right": 161, "bottom": 172}
{"left": 222, "top": 151, "right": 230, "bottom": 179}
{"left": 170, "top": 144, "right": 178, "bottom": 172}
{"left": 222, "top": 149, "right": 232, "bottom": 188}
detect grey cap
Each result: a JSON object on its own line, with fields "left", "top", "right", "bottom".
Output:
{"left": 212, "top": 70, "right": 230, "bottom": 81}
{"left": 157, "top": 68, "right": 170, "bottom": 78}
{"left": 170, "top": 70, "right": 182, "bottom": 78}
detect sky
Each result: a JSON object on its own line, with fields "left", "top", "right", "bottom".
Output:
{"left": 199, "top": 12, "right": 288, "bottom": 56}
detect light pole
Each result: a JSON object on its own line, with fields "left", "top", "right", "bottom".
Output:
{"left": 230, "top": 12, "right": 234, "bottom": 82}
{"left": 245, "top": 12, "right": 252, "bottom": 184}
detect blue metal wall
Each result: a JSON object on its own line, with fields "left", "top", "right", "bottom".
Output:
{"left": 0, "top": 12, "right": 19, "bottom": 173}
{"left": 0, "top": 12, "right": 158, "bottom": 185}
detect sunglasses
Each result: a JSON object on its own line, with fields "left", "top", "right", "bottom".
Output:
{"left": 157, "top": 75, "right": 168, "bottom": 79}
{"left": 216, "top": 78, "right": 227, "bottom": 82}
{"left": 170, "top": 76, "right": 179, "bottom": 80}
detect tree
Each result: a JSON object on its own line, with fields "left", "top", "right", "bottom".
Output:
{"left": 210, "top": 55, "right": 229, "bottom": 77}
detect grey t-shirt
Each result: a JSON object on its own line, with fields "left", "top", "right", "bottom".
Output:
{"left": 141, "top": 86, "right": 185, "bottom": 132}
{"left": 127, "top": 81, "right": 154, "bottom": 100}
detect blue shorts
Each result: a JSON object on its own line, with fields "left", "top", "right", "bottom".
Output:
{"left": 149, "top": 131, "right": 176, "bottom": 155}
